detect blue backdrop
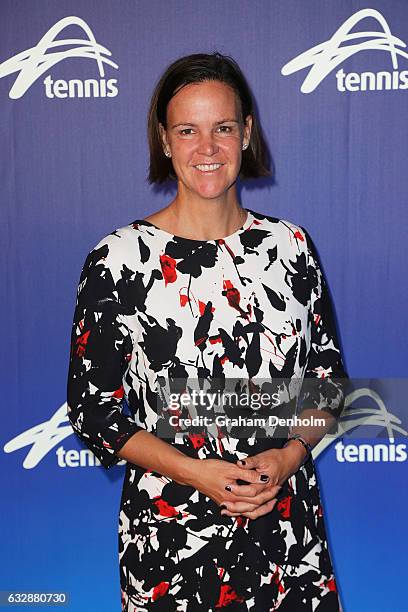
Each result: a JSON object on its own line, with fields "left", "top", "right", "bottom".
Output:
{"left": 2, "top": 1, "right": 407, "bottom": 610}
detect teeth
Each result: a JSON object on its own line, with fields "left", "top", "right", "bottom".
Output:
{"left": 195, "top": 164, "right": 222, "bottom": 172}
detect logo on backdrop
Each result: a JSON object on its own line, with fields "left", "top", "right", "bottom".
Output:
{"left": 281, "top": 8, "right": 408, "bottom": 93}
{"left": 3, "top": 403, "right": 125, "bottom": 469}
{"left": 0, "top": 16, "right": 118, "bottom": 99}
{"left": 3, "top": 386, "right": 408, "bottom": 469}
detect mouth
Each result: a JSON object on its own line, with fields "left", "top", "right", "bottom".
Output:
{"left": 193, "top": 163, "right": 224, "bottom": 173}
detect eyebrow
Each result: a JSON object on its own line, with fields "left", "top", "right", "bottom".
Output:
{"left": 170, "top": 118, "right": 239, "bottom": 129}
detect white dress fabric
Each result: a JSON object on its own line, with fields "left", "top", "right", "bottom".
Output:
{"left": 67, "top": 208, "right": 347, "bottom": 611}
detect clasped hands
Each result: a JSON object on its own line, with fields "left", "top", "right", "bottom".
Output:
{"left": 218, "top": 444, "right": 306, "bottom": 520}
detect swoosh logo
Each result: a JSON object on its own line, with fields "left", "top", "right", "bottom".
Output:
{"left": 0, "top": 16, "right": 118, "bottom": 99}
{"left": 281, "top": 8, "right": 408, "bottom": 93}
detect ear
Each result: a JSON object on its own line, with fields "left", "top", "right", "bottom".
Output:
{"left": 158, "top": 122, "right": 169, "bottom": 152}
{"left": 243, "top": 115, "right": 253, "bottom": 146}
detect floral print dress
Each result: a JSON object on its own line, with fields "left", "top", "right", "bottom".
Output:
{"left": 67, "top": 208, "right": 348, "bottom": 611}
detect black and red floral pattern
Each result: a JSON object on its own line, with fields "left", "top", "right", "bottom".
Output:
{"left": 67, "top": 209, "right": 347, "bottom": 611}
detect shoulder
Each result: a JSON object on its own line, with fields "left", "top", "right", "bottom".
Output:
{"left": 90, "top": 219, "right": 141, "bottom": 251}
{"left": 247, "top": 209, "right": 310, "bottom": 253}
{"left": 77, "top": 219, "right": 150, "bottom": 283}
{"left": 87, "top": 217, "right": 157, "bottom": 261}
{"left": 248, "top": 208, "right": 303, "bottom": 233}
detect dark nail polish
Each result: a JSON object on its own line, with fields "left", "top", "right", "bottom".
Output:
{"left": 220, "top": 505, "right": 227, "bottom": 509}
{"left": 260, "top": 474, "right": 269, "bottom": 482}
{"left": 225, "top": 484, "right": 231, "bottom": 491}
{"left": 240, "top": 460, "right": 246, "bottom": 465}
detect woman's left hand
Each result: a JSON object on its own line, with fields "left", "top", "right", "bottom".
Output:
{"left": 219, "top": 442, "right": 307, "bottom": 520}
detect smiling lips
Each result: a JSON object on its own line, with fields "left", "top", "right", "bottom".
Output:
{"left": 194, "top": 163, "right": 224, "bottom": 173}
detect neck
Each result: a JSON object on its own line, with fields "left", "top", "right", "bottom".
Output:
{"left": 165, "top": 184, "right": 245, "bottom": 241}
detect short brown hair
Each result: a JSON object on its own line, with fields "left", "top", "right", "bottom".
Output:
{"left": 147, "top": 52, "right": 272, "bottom": 184}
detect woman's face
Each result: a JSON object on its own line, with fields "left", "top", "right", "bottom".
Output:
{"left": 159, "top": 80, "right": 252, "bottom": 200}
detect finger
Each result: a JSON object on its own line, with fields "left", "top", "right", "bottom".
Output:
{"left": 221, "top": 498, "right": 279, "bottom": 518}
{"left": 242, "top": 498, "right": 278, "bottom": 520}
{"left": 221, "top": 503, "right": 258, "bottom": 516}
{"left": 230, "top": 465, "right": 261, "bottom": 481}
{"left": 220, "top": 487, "right": 281, "bottom": 512}
{"left": 224, "top": 482, "right": 281, "bottom": 499}
{"left": 236, "top": 457, "right": 254, "bottom": 469}
{"left": 228, "top": 469, "right": 271, "bottom": 487}
{"left": 221, "top": 500, "right": 259, "bottom": 513}
{"left": 237, "top": 451, "right": 276, "bottom": 471}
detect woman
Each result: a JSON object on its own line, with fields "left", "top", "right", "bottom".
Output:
{"left": 67, "top": 52, "right": 348, "bottom": 611}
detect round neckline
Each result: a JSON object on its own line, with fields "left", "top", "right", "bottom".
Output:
{"left": 138, "top": 208, "right": 253, "bottom": 243}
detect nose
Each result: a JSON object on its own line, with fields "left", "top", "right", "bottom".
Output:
{"left": 197, "top": 132, "right": 219, "bottom": 156}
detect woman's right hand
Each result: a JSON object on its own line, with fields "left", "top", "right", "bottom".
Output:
{"left": 184, "top": 457, "right": 282, "bottom": 514}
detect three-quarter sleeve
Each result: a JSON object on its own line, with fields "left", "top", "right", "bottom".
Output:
{"left": 66, "top": 240, "right": 143, "bottom": 469}
{"left": 298, "top": 226, "right": 349, "bottom": 424}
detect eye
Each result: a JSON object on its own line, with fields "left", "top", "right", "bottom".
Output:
{"left": 179, "top": 128, "right": 194, "bottom": 135}
{"left": 217, "top": 125, "right": 233, "bottom": 133}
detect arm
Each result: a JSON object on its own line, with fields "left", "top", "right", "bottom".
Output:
{"left": 282, "top": 225, "right": 349, "bottom": 466}
{"left": 116, "top": 429, "right": 197, "bottom": 485}
{"left": 66, "top": 241, "right": 144, "bottom": 469}
{"left": 66, "top": 237, "right": 196, "bottom": 482}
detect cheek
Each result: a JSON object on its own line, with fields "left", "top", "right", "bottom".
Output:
{"left": 173, "top": 141, "right": 195, "bottom": 155}
{"left": 224, "top": 140, "right": 242, "bottom": 159}
{"left": 172, "top": 146, "right": 195, "bottom": 169}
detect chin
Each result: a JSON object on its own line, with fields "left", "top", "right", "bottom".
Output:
{"left": 195, "top": 186, "right": 230, "bottom": 199}
{"left": 192, "top": 177, "right": 236, "bottom": 198}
